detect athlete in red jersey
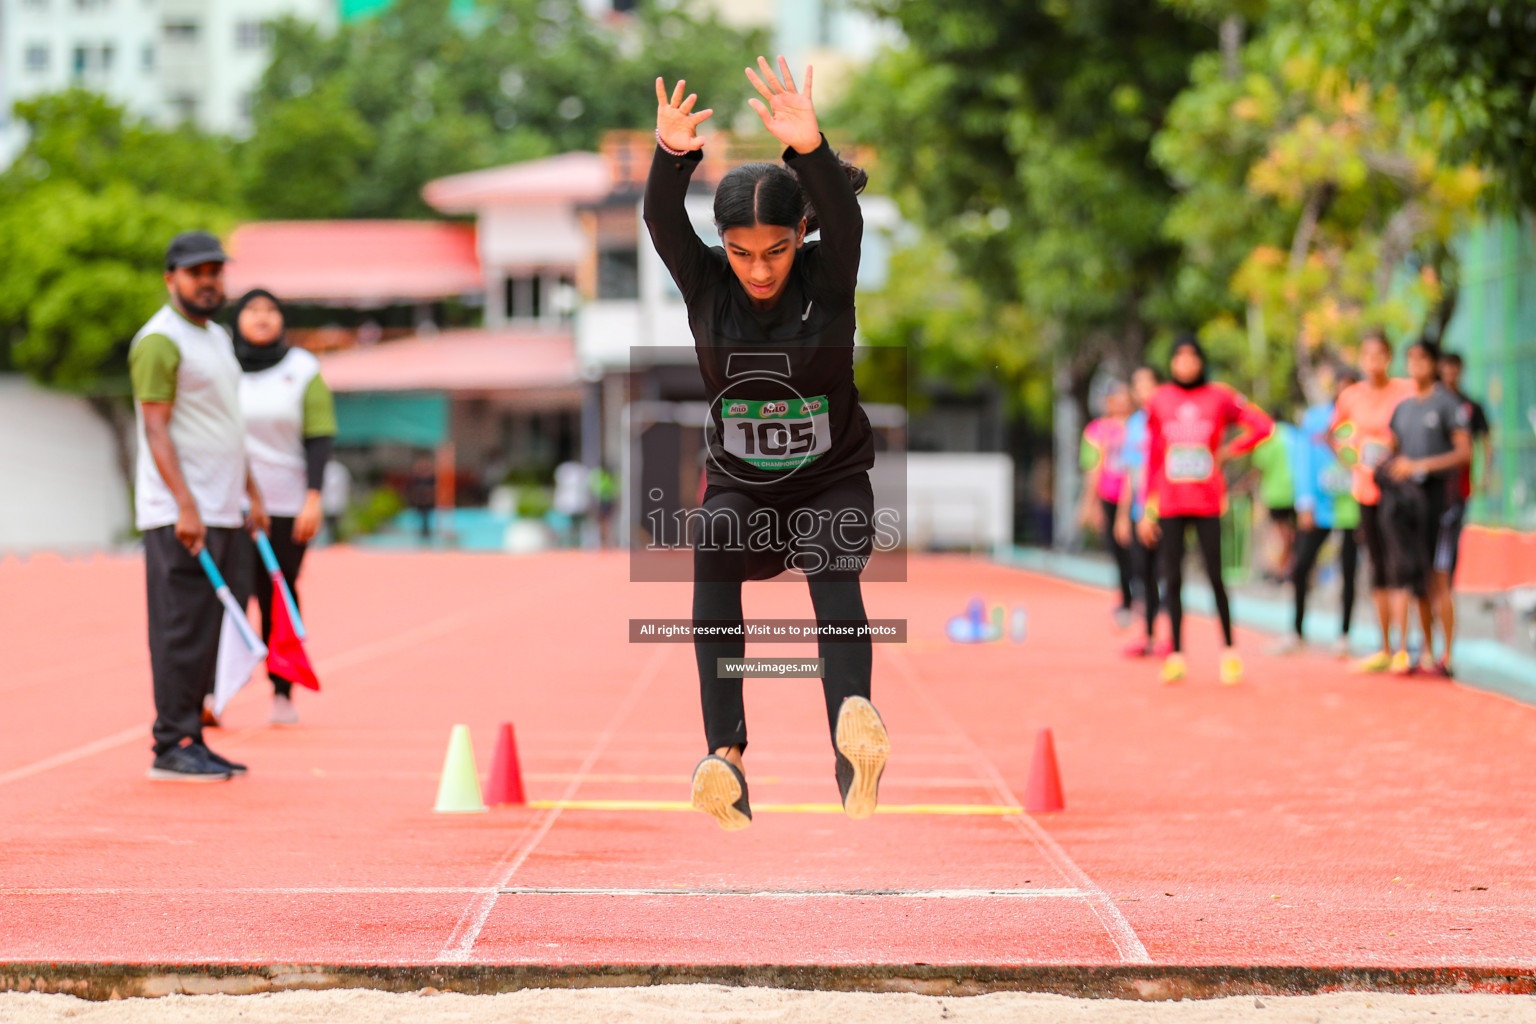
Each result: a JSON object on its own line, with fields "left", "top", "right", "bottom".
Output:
{"left": 1138, "top": 335, "right": 1273, "bottom": 684}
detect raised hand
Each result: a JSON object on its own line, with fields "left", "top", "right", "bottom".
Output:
{"left": 655, "top": 77, "right": 713, "bottom": 153}
{"left": 745, "top": 55, "right": 820, "bottom": 155}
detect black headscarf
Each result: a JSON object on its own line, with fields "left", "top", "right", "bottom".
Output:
{"left": 1169, "top": 332, "right": 1209, "bottom": 390}
{"left": 230, "top": 288, "right": 289, "bottom": 373}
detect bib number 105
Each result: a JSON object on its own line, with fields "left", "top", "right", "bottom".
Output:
{"left": 720, "top": 395, "right": 831, "bottom": 471}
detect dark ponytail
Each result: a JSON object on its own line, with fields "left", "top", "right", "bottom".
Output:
{"left": 713, "top": 156, "right": 867, "bottom": 234}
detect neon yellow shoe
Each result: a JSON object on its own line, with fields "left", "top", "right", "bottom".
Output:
{"left": 1220, "top": 652, "right": 1244, "bottom": 686}
{"left": 1351, "top": 650, "right": 1392, "bottom": 674}
{"left": 1160, "top": 653, "right": 1187, "bottom": 685}
{"left": 1389, "top": 650, "right": 1412, "bottom": 675}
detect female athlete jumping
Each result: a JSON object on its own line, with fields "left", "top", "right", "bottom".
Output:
{"left": 645, "top": 57, "right": 889, "bottom": 830}
{"left": 1138, "top": 336, "right": 1273, "bottom": 684}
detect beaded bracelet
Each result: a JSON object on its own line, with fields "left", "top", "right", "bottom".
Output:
{"left": 655, "top": 128, "right": 692, "bottom": 157}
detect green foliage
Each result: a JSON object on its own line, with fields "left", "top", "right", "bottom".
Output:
{"left": 246, "top": 0, "right": 766, "bottom": 218}
{"left": 0, "top": 94, "right": 236, "bottom": 392}
{"left": 1297, "top": 0, "right": 1536, "bottom": 212}
{"left": 1, "top": 89, "right": 239, "bottom": 206}
{"left": 1153, "top": 22, "right": 1486, "bottom": 404}
{"left": 842, "top": 0, "right": 1211, "bottom": 415}
{"left": 342, "top": 485, "right": 406, "bottom": 538}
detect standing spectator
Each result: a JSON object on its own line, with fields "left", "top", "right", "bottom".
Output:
{"left": 1116, "top": 366, "right": 1167, "bottom": 657}
{"left": 1276, "top": 365, "right": 1361, "bottom": 656}
{"left": 232, "top": 288, "right": 337, "bottom": 726}
{"left": 1246, "top": 413, "right": 1297, "bottom": 583}
{"left": 1382, "top": 340, "right": 1471, "bottom": 675}
{"left": 1439, "top": 353, "right": 1493, "bottom": 501}
{"left": 1436, "top": 351, "right": 1492, "bottom": 671}
{"left": 1080, "top": 383, "right": 1134, "bottom": 627}
{"left": 1138, "top": 336, "right": 1273, "bottom": 685}
{"left": 130, "top": 231, "right": 267, "bottom": 781}
{"left": 408, "top": 455, "right": 437, "bottom": 542}
{"left": 321, "top": 459, "right": 351, "bottom": 542}
{"left": 1331, "top": 331, "right": 1416, "bottom": 674}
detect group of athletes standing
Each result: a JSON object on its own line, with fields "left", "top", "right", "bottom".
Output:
{"left": 1081, "top": 330, "right": 1487, "bottom": 684}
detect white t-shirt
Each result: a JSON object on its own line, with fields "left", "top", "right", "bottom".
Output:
{"left": 131, "top": 306, "right": 247, "bottom": 531}
{"left": 240, "top": 347, "right": 323, "bottom": 517}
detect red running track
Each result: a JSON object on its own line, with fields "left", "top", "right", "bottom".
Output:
{"left": 0, "top": 549, "right": 1533, "bottom": 968}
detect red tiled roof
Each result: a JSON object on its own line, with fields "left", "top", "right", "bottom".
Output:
{"left": 317, "top": 329, "right": 578, "bottom": 393}
{"left": 422, "top": 152, "right": 612, "bottom": 213}
{"left": 226, "top": 221, "right": 481, "bottom": 304}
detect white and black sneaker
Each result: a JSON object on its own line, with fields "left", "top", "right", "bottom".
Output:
{"left": 148, "top": 744, "right": 232, "bottom": 783}
{"left": 690, "top": 755, "right": 752, "bottom": 831}
{"left": 834, "top": 696, "right": 889, "bottom": 820}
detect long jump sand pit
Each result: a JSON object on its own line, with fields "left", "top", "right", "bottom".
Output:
{"left": 4, "top": 987, "right": 1536, "bottom": 1023}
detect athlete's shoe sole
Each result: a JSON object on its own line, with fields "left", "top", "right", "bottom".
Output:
{"left": 835, "top": 696, "right": 890, "bottom": 821}
{"left": 690, "top": 756, "right": 751, "bottom": 831}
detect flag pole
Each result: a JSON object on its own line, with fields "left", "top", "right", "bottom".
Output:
{"left": 253, "top": 530, "right": 307, "bottom": 639}
{"left": 197, "top": 549, "right": 267, "bottom": 657}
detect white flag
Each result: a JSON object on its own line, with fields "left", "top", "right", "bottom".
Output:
{"left": 213, "top": 607, "right": 266, "bottom": 717}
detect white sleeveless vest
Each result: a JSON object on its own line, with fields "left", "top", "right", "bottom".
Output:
{"left": 131, "top": 305, "right": 247, "bottom": 531}
{"left": 240, "top": 347, "right": 322, "bottom": 517}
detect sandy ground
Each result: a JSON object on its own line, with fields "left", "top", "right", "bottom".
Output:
{"left": 2, "top": 987, "right": 1535, "bottom": 1023}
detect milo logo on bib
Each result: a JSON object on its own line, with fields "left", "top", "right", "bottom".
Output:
{"left": 721, "top": 395, "right": 832, "bottom": 471}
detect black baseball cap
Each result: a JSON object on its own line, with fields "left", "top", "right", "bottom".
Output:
{"left": 165, "top": 230, "right": 230, "bottom": 270}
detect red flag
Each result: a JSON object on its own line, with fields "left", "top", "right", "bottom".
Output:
{"left": 267, "top": 580, "right": 319, "bottom": 691}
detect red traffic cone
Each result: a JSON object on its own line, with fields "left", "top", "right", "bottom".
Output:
{"left": 1023, "top": 728, "right": 1065, "bottom": 813}
{"left": 484, "top": 721, "right": 526, "bottom": 806}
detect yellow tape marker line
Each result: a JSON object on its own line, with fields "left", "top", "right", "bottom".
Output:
{"left": 526, "top": 799, "right": 1022, "bottom": 816}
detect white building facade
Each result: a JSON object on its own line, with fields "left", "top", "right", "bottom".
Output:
{"left": 0, "top": 0, "right": 336, "bottom": 163}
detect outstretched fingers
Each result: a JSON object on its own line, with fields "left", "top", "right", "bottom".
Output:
{"left": 746, "top": 97, "right": 771, "bottom": 128}
{"left": 745, "top": 66, "right": 775, "bottom": 106}
{"left": 671, "top": 79, "right": 687, "bottom": 107}
{"left": 775, "top": 55, "right": 797, "bottom": 94}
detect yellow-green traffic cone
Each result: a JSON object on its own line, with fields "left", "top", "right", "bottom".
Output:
{"left": 433, "top": 724, "right": 487, "bottom": 813}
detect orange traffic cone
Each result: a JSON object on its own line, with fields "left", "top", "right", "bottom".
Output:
{"left": 1023, "top": 727, "right": 1065, "bottom": 813}
{"left": 484, "top": 721, "right": 526, "bottom": 806}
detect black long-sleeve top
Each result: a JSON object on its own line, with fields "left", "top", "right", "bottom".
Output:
{"left": 643, "top": 135, "right": 876, "bottom": 496}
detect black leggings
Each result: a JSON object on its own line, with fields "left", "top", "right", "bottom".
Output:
{"left": 1159, "top": 515, "right": 1232, "bottom": 653}
{"left": 1292, "top": 526, "right": 1359, "bottom": 638}
{"left": 1101, "top": 497, "right": 1133, "bottom": 611}
{"left": 250, "top": 516, "right": 308, "bottom": 697}
{"left": 1132, "top": 527, "right": 1160, "bottom": 637}
{"left": 692, "top": 474, "right": 873, "bottom": 755}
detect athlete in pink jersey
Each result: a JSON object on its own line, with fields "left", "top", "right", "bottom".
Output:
{"left": 1138, "top": 335, "right": 1273, "bottom": 684}
{"left": 1080, "top": 384, "right": 1134, "bottom": 626}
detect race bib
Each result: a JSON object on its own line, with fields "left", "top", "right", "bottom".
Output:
{"left": 1320, "top": 463, "right": 1352, "bottom": 496}
{"left": 1166, "top": 443, "right": 1214, "bottom": 483}
{"left": 721, "top": 395, "right": 831, "bottom": 471}
{"left": 1359, "top": 439, "right": 1391, "bottom": 469}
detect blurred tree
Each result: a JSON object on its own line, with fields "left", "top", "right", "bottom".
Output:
{"left": 0, "top": 93, "right": 236, "bottom": 478}
{"left": 246, "top": 0, "right": 765, "bottom": 218}
{"left": 1303, "top": 0, "right": 1536, "bottom": 213}
{"left": 840, "top": 0, "right": 1210, "bottom": 418}
{"left": 1154, "top": 24, "right": 1486, "bottom": 407}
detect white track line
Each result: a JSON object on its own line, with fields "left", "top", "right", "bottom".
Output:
{"left": 0, "top": 885, "right": 1085, "bottom": 899}
{"left": 879, "top": 644, "right": 1153, "bottom": 965}
{"left": 0, "top": 607, "right": 487, "bottom": 788}
{"left": 434, "top": 645, "right": 670, "bottom": 964}
{"left": 497, "top": 886, "right": 1087, "bottom": 899}
{"left": 0, "top": 727, "right": 148, "bottom": 787}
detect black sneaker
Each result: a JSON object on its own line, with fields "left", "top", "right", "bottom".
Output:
{"left": 834, "top": 696, "right": 889, "bottom": 820}
{"left": 195, "top": 743, "right": 248, "bottom": 776}
{"left": 148, "top": 743, "right": 233, "bottom": 783}
{"left": 690, "top": 755, "right": 752, "bottom": 831}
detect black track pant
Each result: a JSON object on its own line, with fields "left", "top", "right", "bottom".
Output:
{"left": 248, "top": 516, "right": 308, "bottom": 697}
{"left": 1292, "top": 526, "right": 1359, "bottom": 639}
{"left": 145, "top": 526, "right": 251, "bottom": 756}
{"left": 1159, "top": 515, "right": 1231, "bottom": 653}
{"left": 1131, "top": 527, "right": 1161, "bottom": 637}
{"left": 692, "top": 474, "right": 873, "bottom": 755}
{"left": 1102, "top": 497, "right": 1133, "bottom": 611}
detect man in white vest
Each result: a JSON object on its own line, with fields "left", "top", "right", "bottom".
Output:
{"left": 129, "top": 231, "right": 269, "bottom": 781}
